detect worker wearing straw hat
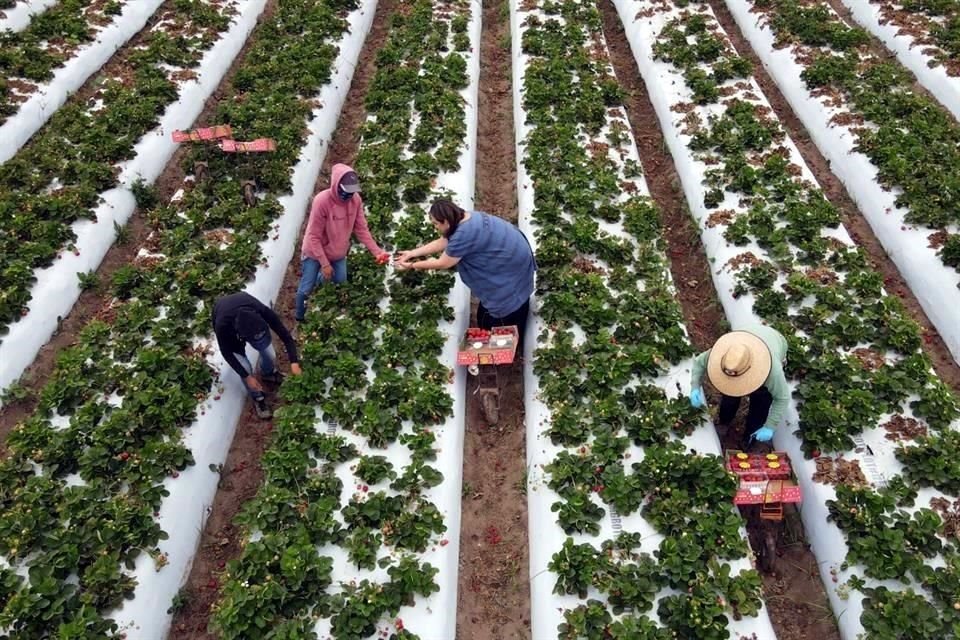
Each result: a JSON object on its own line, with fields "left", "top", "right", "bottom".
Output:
{"left": 689, "top": 324, "right": 790, "bottom": 446}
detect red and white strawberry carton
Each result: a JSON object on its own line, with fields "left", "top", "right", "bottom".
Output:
{"left": 726, "top": 450, "right": 803, "bottom": 506}
{"left": 456, "top": 325, "right": 518, "bottom": 366}
{"left": 171, "top": 124, "right": 232, "bottom": 143}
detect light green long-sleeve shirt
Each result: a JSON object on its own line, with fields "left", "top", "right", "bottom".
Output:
{"left": 690, "top": 324, "right": 790, "bottom": 427}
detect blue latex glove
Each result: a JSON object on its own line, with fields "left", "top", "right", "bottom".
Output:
{"left": 689, "top": 386, "right": 706, "bottom": 409}
{"left": 750, "top": 426, "right": 775, "bottom": 442}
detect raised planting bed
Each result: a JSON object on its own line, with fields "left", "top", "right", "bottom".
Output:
{"left": 0, "top": 0, "right": 267, "bottom": 399}
{"left": 838, "top": 0, "right": 960, "bottom": 120}
{"left": 721, "top": 0, "right": 960, "bottom": 366}
{"left": 612, "top": 0, "right": 960, "bottom": 636}
{"left": 510, "top": 0, "right": 778, "bottom": 637}
{"left": 0, "top": 0, "right": 162, "bottom": 154}
{"left": 208, "top": 0, "right": 480, "bottom": 637}
{"left": 0, "top": 0, "right": 61, "bottom": 34}
{"left": 0, "top": 0, "right": 370, "bottom": 635}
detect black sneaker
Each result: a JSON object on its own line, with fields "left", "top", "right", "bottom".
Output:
{"left": 254, "top": 397, "right": 272, "bottom": 419}
{"left": 261, "top": 371, "right": 284, "bottom": 385}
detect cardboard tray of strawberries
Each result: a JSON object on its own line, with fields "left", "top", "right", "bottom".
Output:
{"left": 726, "top": 450, "right": 803, "bottom": 505}
{"left": 456, "top": 325, "right": 518, "bottom": 366}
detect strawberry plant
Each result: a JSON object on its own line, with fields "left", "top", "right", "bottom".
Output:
{"left": 896, "top": 430, "right": 960, "bottom": 494}
{"left": 557, "top": 600, "right": 615, "bottom": 640}
{"left": 657, "top": 561, "right": 763, "bottom": 639}
{"left": 858, "top": 584, "right": 950, "bottom": 639}
{"left": 835, "top": 499, "right": 942, "bottom": 581}
{"left": 343, "top": 527, "right": 382, "bottom": 570}
{"left": 355, "top": 455, "right": 396, "bottom": 485}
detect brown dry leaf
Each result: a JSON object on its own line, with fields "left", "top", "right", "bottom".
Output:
{"left": 812, "top": 456, "right": 868, "bottom": 488}
{"left": 882, "top": 415, "right": 927, "bottom": 441}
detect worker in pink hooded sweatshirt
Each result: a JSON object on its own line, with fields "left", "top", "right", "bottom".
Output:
{"left": 296, "top": 163, "right": 390, "bottom": 321}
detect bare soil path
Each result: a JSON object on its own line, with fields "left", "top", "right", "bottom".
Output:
{"left": 168, "top": 0, "right": 399, "bottom": 635}
{"left": 454, "top": 0, "right": 531, "bottom": 637}
{"left": 598, "top": 2, "right": 843, "bottom": 638}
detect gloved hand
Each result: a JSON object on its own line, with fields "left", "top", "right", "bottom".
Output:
{"left": 689, "top": 386, "right": 706, "bottom": 408}
{"left": 750, "top": 426, "right": 775, "bottom": 442}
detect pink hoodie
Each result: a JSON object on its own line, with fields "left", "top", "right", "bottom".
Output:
{"left": 301, "top": 163, "right": 382, "bottom": 267}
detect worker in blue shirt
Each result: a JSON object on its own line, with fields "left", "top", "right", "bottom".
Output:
{"left": 394, "top": 199, "right": 536, "bottom": 349}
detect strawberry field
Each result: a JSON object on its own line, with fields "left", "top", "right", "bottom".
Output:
{"left": 1, "top": 0, "right": 959, "bottom": 638}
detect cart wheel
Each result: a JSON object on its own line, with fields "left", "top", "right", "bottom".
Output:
{"left": 480, "top": 390, "right": 499, "bottom": 425}
{"left": 242, "top": 180, "right": 257, "bottom": 207}
{"left": 758, "top": 529, "right": 778, "bottom": 575}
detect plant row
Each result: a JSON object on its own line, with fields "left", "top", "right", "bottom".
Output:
{"left": 209, "top": 0, "right": 474, "bottom": 638}
{"left": 848, "top": 0, "right": 960, "bottom": 77}
{"left": 722, "top": 0, "right": 960, "bottom": 365}
{"left": 835, "top": 0, "right": 960, "bottom": 127}
{"left": 0, "top": 0, "right": 359, "bottom": 635}
{"left": 0, "top": 0, "right": 237, "bottom": 340}
{"left": 0, "top": 0, "right": 129, "bottom": 120}
{"left": 751, "top": 0, "right": 960, "bottom": 263}
{"left": 622, "top": 0, "right": 960, "bottom": 635}
{"left": 515, "top": 0, "right": 772, "bottom": 637}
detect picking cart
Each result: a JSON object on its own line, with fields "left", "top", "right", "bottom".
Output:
{"left": 456, "top": 325, "right": 519, "bottom": 424}
{"left": 171, "top": 125, "right": 275, "bottom": 204}
{"left": 727, "top": 450, "right": 803, "bottom": 574}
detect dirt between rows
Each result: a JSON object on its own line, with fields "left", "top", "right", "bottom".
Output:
{"left": 454, "top": 0, "right": 531, "bottom": 635}
{"left": 598, "top": 1, "right": 843, "bottom": 639}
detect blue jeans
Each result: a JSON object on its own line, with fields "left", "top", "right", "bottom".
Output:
{"left": 233, "top": 340, "right": 277, "bottom": 400}
{"left": 295, "top": 257, "right": 347, "bottom": 320}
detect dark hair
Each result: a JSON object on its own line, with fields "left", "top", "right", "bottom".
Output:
{"left": 429, "top": 199, "right": 466, "bottom": 238}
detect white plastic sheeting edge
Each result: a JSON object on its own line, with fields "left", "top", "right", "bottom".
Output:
{"left": 0, "top": 0, "right": 59, "bottom": 33}
{"left": 0, "top": 0, "right": 267, "bottom": 402}
{"left": 0, "top": 0, "right": 167, "bottom": 163}
{"left": 613, "top": 1, "right": 960, "bottom": 638}
{"left": 511, "top": 2, "right": 778, "bottom": 637}
{"left": 839, "top": 0, "right": 960, "bottom": 122}
{"left": 103, "top": 3, "right": 378, "bottom": 638}
{"left": 308, "top": 2, "right": 480, "bottom": 636}
{"left": 722, "top": 0, "right": 960, "bottom": 367}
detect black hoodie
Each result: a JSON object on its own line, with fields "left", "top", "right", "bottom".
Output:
{"left": 212, "top": 292, "right": 299, "bottom": 378}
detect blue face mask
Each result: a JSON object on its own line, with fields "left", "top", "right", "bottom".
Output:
{"left": 338, "top": 185, "right": 354, "bottom": 201}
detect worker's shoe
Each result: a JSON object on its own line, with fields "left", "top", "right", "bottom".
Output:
{"left": 261, "top": 371, "right": 284, "bottom": 385}
{"left": 254, "top": 397, "right": 272, "bottom": 419}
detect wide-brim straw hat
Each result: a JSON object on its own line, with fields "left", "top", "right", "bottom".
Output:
{"left": 706, "top": 331, "right": 772, "bottom": 397}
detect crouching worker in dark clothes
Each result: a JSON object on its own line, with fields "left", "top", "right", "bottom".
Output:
{"left": 213, "top": 292, "right": 302, "bottom": 419}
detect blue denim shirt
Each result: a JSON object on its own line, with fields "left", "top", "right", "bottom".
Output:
{"left": 445, "top": 212, "right": 536, "bottom": 317}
